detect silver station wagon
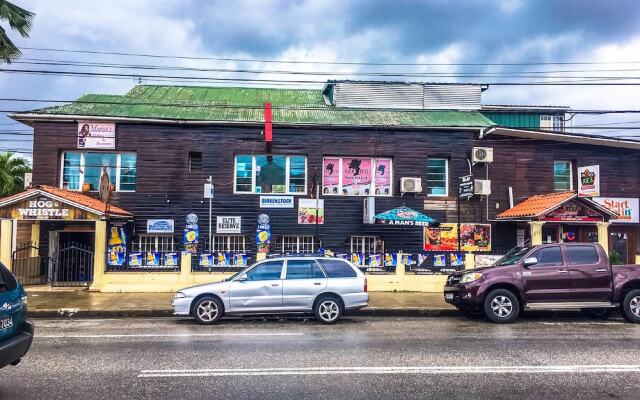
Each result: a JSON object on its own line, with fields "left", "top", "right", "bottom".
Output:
{"left": 172, "top": 256, "right": 369, "bottom": 324}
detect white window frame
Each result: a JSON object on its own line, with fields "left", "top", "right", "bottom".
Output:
{"left": 321, "top": 157, "right": 393, "bottom": 197}
{"left": 553, "top": 160, "right": 573, "bottom": 191}
{"left": 233, "top": 155, "right": 307, "bottom": 195}
{"left": 208, "top": 235, "right": 247, "bottom": 252}
{"left": 540, "top": 115, "right": 564, "bottom": 131}
{"left": 278, "top": 235, "right": 320, "bottom": 253}
{"left": 426, "top": 158, "right": 449, "bottom": 197}
{"left": 350, "top": 236, "right": 384, "bottom": 253}
{"left": 60, "top": 152, "right": 137, "bottom": 192}
{"left": 132, "top": 235, "right": 175, "bottom": 252}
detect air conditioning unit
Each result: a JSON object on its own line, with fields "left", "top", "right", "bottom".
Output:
{"left": 474, "top": 179, "right": 491, "bottom": 196}
{"left": 472, "top": 147, "right": 494, "bottom": 164}
{"left": 401, "top": 177, "right": 422, "bottom": 194}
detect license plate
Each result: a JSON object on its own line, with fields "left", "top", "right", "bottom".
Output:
{"left": 0, "top": 316, "right": 13, "bottom": 330}
{"left": 445, "top": 293, "right": 454, "bottom": 300}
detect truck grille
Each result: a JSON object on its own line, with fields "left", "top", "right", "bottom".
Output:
{"left": 447, "top": 275, "right": 461, "bottom": 286}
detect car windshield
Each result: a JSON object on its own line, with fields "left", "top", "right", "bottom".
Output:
{"left": 493, "top": 246, "right": 532, "bottom": 266}
{"left": 223, "top": 265, "right": 253, "bottom": 281}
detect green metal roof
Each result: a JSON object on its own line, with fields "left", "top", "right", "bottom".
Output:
{"left": 15, "top": 85, "right": 494, "bottom": 128}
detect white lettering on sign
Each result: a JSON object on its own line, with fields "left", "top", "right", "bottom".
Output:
{"left": 259, "top": 196, "right": 294, "bottom": 208}
{"left": 17, "top": 198, "right": 70, "bottom": 219}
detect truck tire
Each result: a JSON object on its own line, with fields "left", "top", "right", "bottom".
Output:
{"left": 581, "top": 308, "right": 613, "bottom": 320}
{"left": 484, "top": 289, "right": 520, "bottom": 324}
{"left": 622, "top": 289, "right": 640, "bottom": 323}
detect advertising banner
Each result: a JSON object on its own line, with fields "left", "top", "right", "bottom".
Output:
{"left": 373, "top": 158, "right": 392, "bottom": 196}
{"left": 543, "top": 200, "right": 602, "bottom": 222}
{"left": 107, "top": 224, "right": 127, "bottom": 266}
{"left": 384, "top": 253, "right": 398, "bottom": 267}
{"left": 322, "top": 158, "right": 340, "bottom": 195}
{"left": 342, "top": 158, "right": 372, "bottom": 196}
{"left": 578, "top": 165, "right": 600, "bottom": 197}
{"left": 145, "top": 252, "right": 161, "bottom": 267}
{"left": 234, "top": 253, "right": 248, "bottom": 267}
{"left": 256, "top": 214, "right": 271, "bottom": 253}
{"left": 298, "top": 199, "right": 324, "bottom": 224}
{"left": 199, "top": 254, "right": 214, "bottom": 268}
{"left": 183, "top": 214, "right": 199, "bottom": 253}
{"left": 147, "top": 219, "right": 174, "bottom": 234}
{"left": 128, "top": 252, "right": 143, "bottom": 267}
{"left": 424, "top": 224, "right": 458, "bottom": 251}
{"left": 460, "top": 224, "right": 491, "bottom": 252}
{"left": 369, "top": 254, "right": 382, "bottom": 267}
{"left": 216, "top": 216, "right": 241, "bottom": 233}
{"left": 164, "top": 253, "right": 179, "bottom": 267}
{"left": 434, "top": 254, "right": 447, "bottom": 268}
{"left": 592, "top": 197, "right": 640, "bottom": 223}
{"left": 217, "top": 252, "right": 231, "bottom": 266}
{"left": 77, "top": 121, "right": 115, "bottom": 149}
{"left": 450, "top": 253, "right": 464, "bottom": 267}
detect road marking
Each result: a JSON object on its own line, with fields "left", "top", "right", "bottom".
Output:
{"left": 39, "top": 333, "right": 304, "bottom": 339}
{"left": 138, "top": 365, "right": 640, "bottom": 378}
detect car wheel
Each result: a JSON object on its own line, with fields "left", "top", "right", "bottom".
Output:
{"left": 314, "top": 295, "right": 343, "bottom": 324}
{"left": 192, "top": 296, "right": 224, "bottom": 325}
{"left": 622, "top": 289, "right": 640, "bottom": 323}
{"left": 581, "top": 308, "right": 613, "bottom": 320}
{"left": 484, "top": 289, "right": 520, "bottom": 324}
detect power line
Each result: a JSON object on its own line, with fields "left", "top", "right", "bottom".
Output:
{"left": 20, "top": 47, "right": 640, "bottom": 67}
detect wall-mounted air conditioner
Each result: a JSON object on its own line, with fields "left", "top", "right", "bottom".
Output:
{"left": 401, "top": 177, "right": 422, "bottom": 194}
{"left": 474, "top": 179, "right": 492, "bottom": 196}
{"left": 472, "top": 147, "right": 494, "bottom": 164}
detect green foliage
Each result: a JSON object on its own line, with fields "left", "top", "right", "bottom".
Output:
{"left": 0, "top": 151, "right": 31, "bottom": 196}
{"left": 0, "top": 1, "right": 35, "bottom": 63}
{"left": 609, "top": 249, "right": 624, "bottom": 265}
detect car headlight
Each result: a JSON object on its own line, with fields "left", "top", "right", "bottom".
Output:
{"left": 21, "top": 295, "right": 27, "bottom": 305}
{"left": 175, "top": 291, "right": 187, "bottom": 299}
{"left": 460, "top": 272, "right": 482, "bottom": 284}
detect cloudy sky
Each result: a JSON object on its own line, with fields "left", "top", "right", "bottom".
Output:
{"left": 3, "top": 0, "right": 640, "bottom": 159}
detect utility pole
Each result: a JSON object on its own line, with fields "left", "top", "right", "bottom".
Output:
{"left": 206, "top": 176, "right": 213, "bottom": 252}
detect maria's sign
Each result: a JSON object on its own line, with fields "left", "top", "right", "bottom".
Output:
{"left": 593, "top": 197, "right": 639, "bottom": 224}
{"left": 77, "top": 121, "right": 116, "bottom": 149}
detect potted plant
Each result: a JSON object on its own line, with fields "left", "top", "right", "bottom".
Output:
{"left": 82, "top": 183, "right": 91, "bottom": 192}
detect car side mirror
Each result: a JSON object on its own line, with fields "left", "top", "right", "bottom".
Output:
{"left": 523, "top": 257, "right": 538, "bottom": 267}
{"left": 236, "top": 274, "right": 248, "bottom": 282}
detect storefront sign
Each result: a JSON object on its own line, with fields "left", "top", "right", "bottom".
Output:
{"left": 77, "top": 121, "right": 115, "bottom": 149}
{"left": 593, "top": 197, "right": 639, "bottom": 223}
{"left": 322, "top": 158, "right": 340, "bottom": 195}
{"left": 578, "top": 165, "right": 600, "bottom": 197}
{"left": 424, "top": 223, "right": 491, "bottom": 252}
{"left": 147, "top": 219, "right": 175, "bottom": 234}
{"left": 17, "top": 198, "right": 70, "bottom": 219}
{"left": 107, "top": 224, "right": 127, "bottom": 266}
{"left": 342, "top": 158, "right": 372, "bottom": 196}
{"left": 216, "top": 216, "right": 241, "bottom": 233}
{"left": 298, "top": 199, "right": 324, "bottom": 224}
{"left": 256, "top": 214, "right": 271, "bottom": 253}
{"left": 373, "top": 158, "right": 392, "bottom": 196}
{"left": 459, "top": 175, "right": 474, "bottom": 198}
{"left": 544, "top": 200, "right": 602, "bottom": 222}
{"left": 259, "top": 195, "right": 294, "bottom": 208}
{"left": 183, "top": 214, "right": 199, "bottom": 253}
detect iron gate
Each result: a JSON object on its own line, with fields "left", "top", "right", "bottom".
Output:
{"left": 11, "top": 242, "right": 49, "bottom": 286}
{"left": 53, "top": 242, "right": 94, "bottom": 287}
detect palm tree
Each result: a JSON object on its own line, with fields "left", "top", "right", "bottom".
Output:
{"left": 0, "top": 1, "right": 35, "bottom": 63}
{"left": 0, "top": 151, "right": 31, "bottom": 197}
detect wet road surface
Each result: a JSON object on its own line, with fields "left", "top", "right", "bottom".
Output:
{"left": 2, "top": 315, "right": 640, "bottom": 399}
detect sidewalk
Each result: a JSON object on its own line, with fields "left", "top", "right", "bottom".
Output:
{"left": 25, "top": 289, "right": 457, "bottom": 318}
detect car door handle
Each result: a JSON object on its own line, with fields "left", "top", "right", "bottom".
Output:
{"left": 271, "top": 283, "right": 280, "bottom": 287}
{"left": 595, "top": 269, "right": 607, "bottom": 272}
{"left": 313, "top": 282, "right": 322, "bottom": 285}
{"left": 557, "top": 269, "right": 568, "bottom": 273}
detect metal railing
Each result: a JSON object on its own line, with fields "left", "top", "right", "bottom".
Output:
{"left": 106, "top": 251, "right": 180, "bottom": 272}
{"left": 191, "top": 252, "right": 253, "bottom": 273}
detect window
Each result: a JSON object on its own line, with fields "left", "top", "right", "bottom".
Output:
{"left": 285, "top": 260, "right": 325, "bottom": 280}
{"left": 427, "top": 158, "right": 448, "bottom": 196}
{"left": 553, "top": 161, "right": 572, "bottom": 191}
{"left": 529, "top": 246, "right": 563, "bottom": 266}
{"left": 540, "top": 115, "right": 564, "bottom": 131}
{"left": 132, "top": 235, "right": 174, "bottom": 252}
{"left": 234, "top": 155, "right": 307, "bottom": 194}
{"left": 350, "top": 236, "right": 384, "bottom": 253}
{"left": 566, "top": 246, "right": 599, "bottom": 265}
{"left": 317, "top": 259, "right": 357, "bottom": 278}
{"left": 208, "top": 235, "right": 246, "bottom": 252}
{"left": 246, "top": 261, "right": 283, "bottom": 281}
{"left": 277, "top": 236, "right": 320, "bottom": 253}
{"left": 188, "top": 152, "right": 202, "bottom": 171}
{"left": 322, "top": 157, "right": 392, "bottom": 196}
{"left": 61, "top": 152, "right": 137, "bottom": 192}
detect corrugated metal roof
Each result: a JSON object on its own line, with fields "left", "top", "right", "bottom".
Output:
{"left": 13, "top": 85, "right": 493, "bottom": 128}
{"left": 423, "top": 84, "right": 481, "bottom": 110}
{"left": 334, "top": 82, "right": 424, "bottom": 109}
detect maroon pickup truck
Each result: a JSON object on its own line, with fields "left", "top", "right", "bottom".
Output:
{"left": 444, "top": 243, "right": 640, "bottom": 323}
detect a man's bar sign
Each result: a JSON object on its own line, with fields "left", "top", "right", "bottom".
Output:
{"left": 459, "top": 175, "right": 474, "bottom": 198}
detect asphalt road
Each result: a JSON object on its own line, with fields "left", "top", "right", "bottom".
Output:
{"left": 2, "top": 314, "right": 640, "bottom": 400}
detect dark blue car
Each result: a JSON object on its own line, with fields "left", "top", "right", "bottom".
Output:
{"left": 0, "top": 263, "right": 33, "bottom": 368}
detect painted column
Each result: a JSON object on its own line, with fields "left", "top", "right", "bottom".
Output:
{"left": 90, "top": 219, "right": 107, "bottom": 292}
{"left": 180, "top": 252, "right": 191, "bottom": 284}
{"left": 30, "top": 222, "right": 40, "bottom": 257}
{"left": 395, "top": 251, "right": 405, "bottom": 276}
{"left": 464, "top": 252, "right": 475, "bottom": 270}
{"left": 0, "top": 219, "right": 13, "bottom": 270}
{"left": 596, "top": 221, "right": 610, "bottom": 254}
{"left": 529, "top": 221, "right": 546, "bottom": 246}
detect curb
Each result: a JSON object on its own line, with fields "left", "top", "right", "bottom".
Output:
{"left": 30, "top": 307, "right": 460, "bottom": 319}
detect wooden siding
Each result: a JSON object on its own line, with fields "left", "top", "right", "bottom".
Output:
{"left": 30, "top": 121, "right": 640, "bottom": 254}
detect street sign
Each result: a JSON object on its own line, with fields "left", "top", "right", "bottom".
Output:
{"left": 459, "top": 175, "right": 474, "bottom": 198}
{"left": 204, "top": 183, "right": 214, "bottom": 199}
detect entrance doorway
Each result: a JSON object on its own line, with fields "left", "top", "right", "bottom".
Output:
{"left": 609, "top": 227, "right": 637, "bottom": 264}
{"left": 52, "top": 231, "right": 95, "bottom": 286}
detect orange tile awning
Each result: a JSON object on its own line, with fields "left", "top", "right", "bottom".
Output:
{"left": 497, "top": 191, "right": 617, "bottom": 220}
{"left": 0, "top": 185, "right": 132, "bottom": 218}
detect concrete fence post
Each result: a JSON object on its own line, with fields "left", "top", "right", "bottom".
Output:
{"left": 90, "top": 220, "right": 107, "bottom": 292}
{"left": 0, "top": 219, "right": 13, "bottom": 271}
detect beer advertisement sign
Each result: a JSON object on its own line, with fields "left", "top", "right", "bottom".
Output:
{"left": 578, "top": 165, "right": 600, "bottom": 197}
